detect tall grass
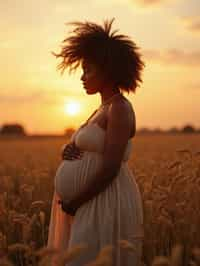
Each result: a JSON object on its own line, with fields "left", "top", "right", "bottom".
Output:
{"left": 0, "top": 134, "right": 200, "bottom": 265}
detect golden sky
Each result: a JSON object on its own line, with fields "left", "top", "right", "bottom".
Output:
{"left": 0, "top": 0, "right": 200, "bottom": 135}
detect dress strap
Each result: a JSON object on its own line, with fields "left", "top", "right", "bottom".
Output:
{"left": 71, "top": 109, "right": 99, "bottom": 145}
{"left": 86, "top": 109, "right": 99, "bottom": 123}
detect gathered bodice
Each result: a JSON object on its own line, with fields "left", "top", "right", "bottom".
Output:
{"left": 70, "top": 122, "right": 133, "bottom": 162}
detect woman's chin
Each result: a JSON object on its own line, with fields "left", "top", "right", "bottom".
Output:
{"left": 84, "top": 88, "right": 94, "bottom": 94}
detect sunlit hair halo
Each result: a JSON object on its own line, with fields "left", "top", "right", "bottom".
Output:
{"left": 52, "top": 18, "right": 145, "bottom": 94}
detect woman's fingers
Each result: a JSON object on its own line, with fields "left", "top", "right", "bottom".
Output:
{"left": 62, "top": 143, "right": 74, "bottom": 156}
{"left": 62, "top": 143, "right": 84, "bottom": 160}
{"left": 63, "top": 148, "right": 83, "bottom": 156}
{"left": 65, "top": 143, "right": 74, "bottom": 151}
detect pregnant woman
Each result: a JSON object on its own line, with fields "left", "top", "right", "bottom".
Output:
{"left": 47, "top": 18, "right": 145, "bottom": 265}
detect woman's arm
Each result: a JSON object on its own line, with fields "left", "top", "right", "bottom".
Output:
{"left": 67, "top": 99, "right": 133, "bottom": 210}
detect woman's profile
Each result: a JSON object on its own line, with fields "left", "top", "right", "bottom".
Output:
{"left": 47, "top": 17, "right": 145, "bottom": 265}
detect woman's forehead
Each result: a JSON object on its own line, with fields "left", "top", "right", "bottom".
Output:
{"left": 82, "top": 60, "right": 95, "bottom": 69}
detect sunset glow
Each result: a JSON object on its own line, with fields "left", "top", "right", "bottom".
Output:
{"left": 64, "top": 101, "right": 81, "bottom": 116}
{"left": 0, "top": 0, "right": 200, "bottom": 135}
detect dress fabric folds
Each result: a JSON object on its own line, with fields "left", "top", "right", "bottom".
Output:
{"left": 47, "top": 118, "right": 144, "bottom": 266}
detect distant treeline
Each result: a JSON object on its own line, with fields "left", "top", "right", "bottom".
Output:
{"left": 0, "top": 123, "right": 200, "bottom": 138}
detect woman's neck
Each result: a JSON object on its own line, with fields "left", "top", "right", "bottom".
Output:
{"left": 100, "top": 87, "right": 121, "bottom": 105}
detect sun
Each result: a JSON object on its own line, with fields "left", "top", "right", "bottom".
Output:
{"left": 64, "top": 101, "right": 81, "bottom": 116}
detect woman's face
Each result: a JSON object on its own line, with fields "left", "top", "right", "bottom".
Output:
{"left": 81, "top": 61, "right": 105, "bottom": 95}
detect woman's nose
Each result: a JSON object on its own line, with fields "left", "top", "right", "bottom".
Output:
{"left": 81, "top": 73, "right": 85, "bottom": 82}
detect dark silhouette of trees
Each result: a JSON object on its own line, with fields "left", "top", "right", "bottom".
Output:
{"left": 0, "top": 122, "right": 198, "bottom": 137}
{"left": 152, "top": 127, "right": 163, "bottom": 134}
{"left": 0, "top": 123, "right": 27, "bottom": 136}
{"left": 137, "top": 127, "right": 151, "bottom": 134}
{"left": 168, "top": 127, "right": 179, "bottom": 134}
{"left": 182, "top": 124, "right": 195, "bottom": 133}
{"left": 64, "top": 127, "right": 75, "bottom": 138}
{"left": 137, "top": 124, "right": 199, "bottom": 135}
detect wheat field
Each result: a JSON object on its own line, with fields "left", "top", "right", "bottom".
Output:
{"left": 0, "top": 134, "right": 200, "bottom": 266}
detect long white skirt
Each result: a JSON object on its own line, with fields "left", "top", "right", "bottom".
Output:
{"left": 47, "top": 151, "right": 144, "bottom": 266}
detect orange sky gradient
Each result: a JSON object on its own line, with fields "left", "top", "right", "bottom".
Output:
{"left": 0, "top": 0, "right": 200, "bottom": 135}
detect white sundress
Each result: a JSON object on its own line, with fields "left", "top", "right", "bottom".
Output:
{"left": 47, "top": 108, "right": 144, "bottom": 266}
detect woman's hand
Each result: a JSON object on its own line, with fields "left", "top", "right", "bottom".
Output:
{"left": 58, "top": 199, "right": 80, "bottom": 216}
{"left": 61, "top": 142, "right": 84, "bottom": 160}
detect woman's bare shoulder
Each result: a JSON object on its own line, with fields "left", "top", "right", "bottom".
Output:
{"left": 114, "top": 94, "right": 135, "bottom": 114}
{"left": 107, "top": 95, "right": 133, "bottom": 122}
{"left": 114, "top": 95, "right": 136, "bottom": 138}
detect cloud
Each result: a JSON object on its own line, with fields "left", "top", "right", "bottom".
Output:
{"left": 0, "top": 88, "right": 85, "bottom": 106}
{"left": 0, "top": 91, "right": 51, "bottom": 104}
{"left": 182, "top": 82, "right": 200, "bottom": 91}
{"left": 0, "top": 90, "right": 64, "bottom": 105}
{"left": 179, "top": 16, "right": 200, "bottom": 35}
{"left": 143, "top": 48, "right": 200, "bottom": 66}
{"left": 133, "top": 0, "right": 175, "bottom": 7}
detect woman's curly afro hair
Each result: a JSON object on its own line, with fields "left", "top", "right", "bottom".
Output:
{"left": 52, "top": 17, "right": 145, "bottom": 94}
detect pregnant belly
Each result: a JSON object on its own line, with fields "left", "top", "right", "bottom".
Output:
{"left": 54, "top": 151, "right": 103, "bottom": 202}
